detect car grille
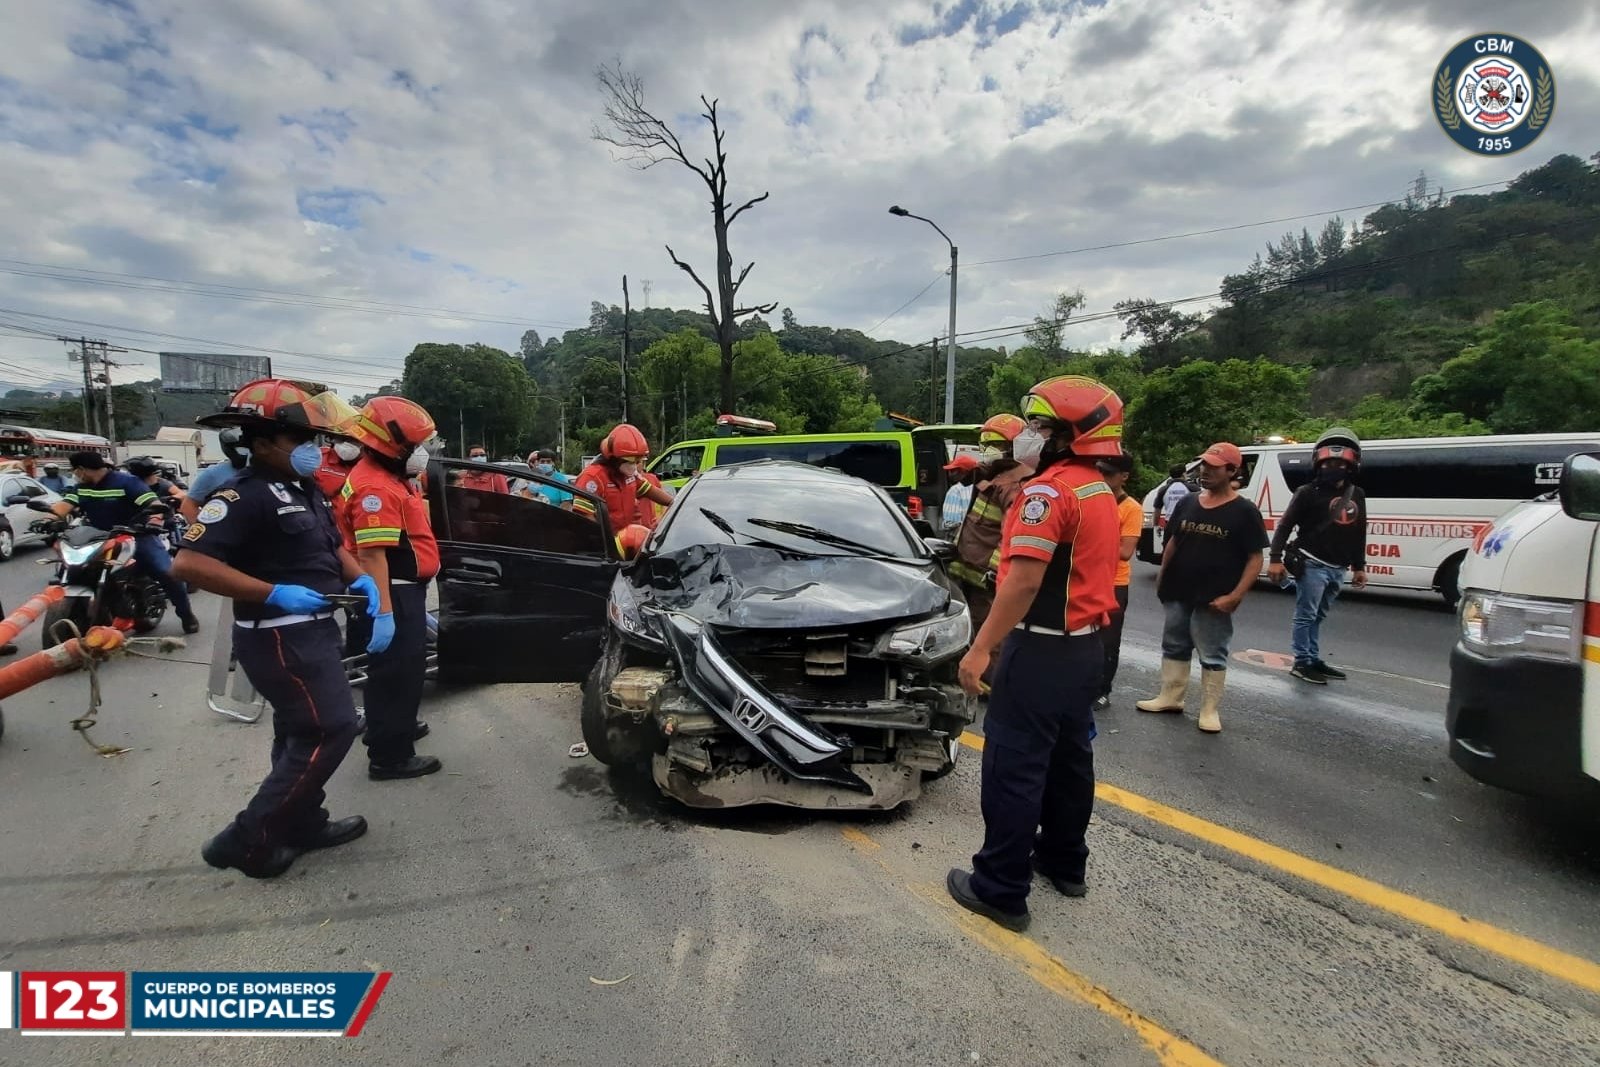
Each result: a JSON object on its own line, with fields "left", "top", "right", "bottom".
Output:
{"left": 735, "top": 652, "right": 890, "bottom": 706}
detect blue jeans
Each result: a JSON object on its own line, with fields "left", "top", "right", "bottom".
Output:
{"left": 1160, "top": 600, "right": 1234, "bottom": 672}
{"left": 133, "top": 534, "right": 193, "bottom": 620}
{"left": 1291, "top": 560, "right": 1344, "bottom": 667}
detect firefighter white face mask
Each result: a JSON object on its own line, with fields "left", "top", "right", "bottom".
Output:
{"left": 404, "top": 446, "right": 429, "bottom": 475}
{"left": 333, "top": 440, "right": 361, "bottom": 462}
{"left": 619, "top": 461, "right": 640, "bottom": 479}
{"left": 1012, "top": 428, "right": 1046, "bottom": 466}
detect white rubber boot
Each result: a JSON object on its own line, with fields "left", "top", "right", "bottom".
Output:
{"left": 1136, "top": 658, "right": 1190, "bottom": 713}
{"left": 1197, "top": 669, "right": 1225, "bottom": 733}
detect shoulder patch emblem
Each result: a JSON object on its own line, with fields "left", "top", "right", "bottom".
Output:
{"left": 182, "top": 523, "right": 206, "bottom": 542}
{"left": 1021, "top": 496, "right": 1050, "bottom": 526}
{"left": 197, "top": 499, "right": 229, "bottom": 524}
{"left": 269, "top": 483, "right": 292, "bottom": 503}
{"left": 361, "top": 494, "right": 384, "bottom": 513}
{"left": 365, "top": 515, "right": 382, "bottom": 527}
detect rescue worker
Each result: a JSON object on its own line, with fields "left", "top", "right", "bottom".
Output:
{"left": 946, "top": 376, "right": 1124, "bottom": 932}
{"left": 339, "top": 396, "right": 442, "bottom": 780}
{"left": 52, "top": 451, "right": 200, "bottom": 635}
{"left": 572, "top": 424, "right": 675, "bottom": 529}
{"left": 38, "top": 463, "right": 68, "bottom": 494}
{"left": 949, "top": 413, "right": 1033, "bottom": 630}
{"left": 315, "top": 434, "right": 363, "bottom": 499}
{"left": 458, "top": 444, "right": 510, "bottom": 494}
{"left": 171, "top": 378, "right": 378, "bottom": 878}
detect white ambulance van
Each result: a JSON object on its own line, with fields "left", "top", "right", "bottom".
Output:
{"left": 1446, "top": 450, "right": 1600, "bottom": 798}
{"left": 1138, "top": 433, "right": 1600, "bottom": 606}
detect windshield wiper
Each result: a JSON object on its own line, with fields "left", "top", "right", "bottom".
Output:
{"left": 699, "top": 509, "right": 818, "bottom": 555}
{"left": 745, "top": 518, "right": 909, "bottom": 560}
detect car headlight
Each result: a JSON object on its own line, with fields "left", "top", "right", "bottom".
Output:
{"left": 1459, "top": 591, "right": 1579, "bottom": 661}
{"left": 882, "top": 605, "right": 972, "bottom": 666}
{"left": 608, "top": 581, "right": 664, "bottom": 647}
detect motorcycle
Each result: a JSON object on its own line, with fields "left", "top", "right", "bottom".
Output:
{"left": 21, "top": 499, "right": 170, "bottom": 648}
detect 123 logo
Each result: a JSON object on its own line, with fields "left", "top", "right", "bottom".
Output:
{"left": 1433, "top": 34, "right": 1554, "bottom": 155}
{"left": 17, "top": 972, "right": 128, "bottom": 1033}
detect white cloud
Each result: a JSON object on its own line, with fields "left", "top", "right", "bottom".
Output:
{"left": 0, "top": 0, "right": 1595, "bottom": 398}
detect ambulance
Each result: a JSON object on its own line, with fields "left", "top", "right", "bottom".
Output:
{"left": 1138, "top": 433, "right": 1600, "bottom": 606}
{"left": 1446, "top": 450, "right": 1600, "bottom": 799}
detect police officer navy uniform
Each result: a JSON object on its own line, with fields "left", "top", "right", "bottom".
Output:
{"left": 172, "top": 379, "right": 381, "bottom": 879}
{"left": 337, "top": 395, "right": 442, "bottom": 780}
{"left": 947, "top": 375, "right": 1125, "bottom": 932}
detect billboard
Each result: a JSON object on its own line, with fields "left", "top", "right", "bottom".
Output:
{"left": 159, "top": 352, "right": 273, "bottom": 394}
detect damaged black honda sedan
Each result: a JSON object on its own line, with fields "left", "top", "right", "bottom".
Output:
{"left": 426, "top": 458, "right": 975, "bottom": 810}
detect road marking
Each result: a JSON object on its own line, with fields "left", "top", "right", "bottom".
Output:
{"left": 1336, "top": 665, "right": 1450, "bottom": 690}
{"left": 839, "top": 827, "right": 1224, "bottom": 1067}
{"left": 1233, "top": 648, "right": 1448, "bottom": 688}
{"left": 960, "top": 731, "right": 1600, "bottom": 996}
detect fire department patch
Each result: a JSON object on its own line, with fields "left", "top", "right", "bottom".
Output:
{"left": 183, "top": 523, "right": 206, "bottom": 542}
{"left": 1020, "top": 495, "right": 1050, "bottom": 526}
{"left": 1433, "top": 34, "right": 1554, "bottom": 156}
{"left": 361, "top": 494, "right": 383, "bottom": 513}
{"left": 197, "top": 499, "right": 228, "bottom": 524}
{"left": 365, "top": 515, "right": 382, "bottom": 527}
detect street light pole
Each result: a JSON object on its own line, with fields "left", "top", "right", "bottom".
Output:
{"left": 890, "top": 206, "right": 958, "bottom": 424}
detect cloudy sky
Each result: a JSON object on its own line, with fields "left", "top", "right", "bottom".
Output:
{"left": 0, "top": 0, "right": 1595, "bottom": 397}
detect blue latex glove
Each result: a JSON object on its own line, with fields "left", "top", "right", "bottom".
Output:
{"left": 367, "top": 612, "right": 396, "bottom": 655}
{"left": 266, "top": 584, "right": 332, "bottom": 615}
{"left": 347, "top": 574, "right": 381, "bottom": 617}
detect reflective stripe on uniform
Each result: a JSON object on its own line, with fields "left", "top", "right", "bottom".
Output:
{"left": 1073, "top": 482, "right": 1112, "bottom": 501}
{"left": 1024, "top": 484, "right": 1060, "bottom": 498}
{"left": 134, "top": 491, "right": 158, "bottom": 506}
{"left": 1011, "top": 535, "right": 1057, "bottom": 554}
{"left": 75, "top": 488, "right": 128, "bottom": 498}
{"left": 353, "top": 526, "right": 403, "bottom": 544}
{"left": 970, "top": 498, "right": 1005, "bottom": 523}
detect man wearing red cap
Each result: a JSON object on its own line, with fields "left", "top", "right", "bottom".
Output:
{"left": 1137, "top": 442, "right": 1267, "bottom": 733}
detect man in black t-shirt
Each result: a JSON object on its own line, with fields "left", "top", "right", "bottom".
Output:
{"left": 1137, "top": 442, "right": 1267, "bottom": 733}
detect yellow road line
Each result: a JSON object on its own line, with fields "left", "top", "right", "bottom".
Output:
{"left": 960, "top": 730, "right": 1600, "bottom": 996}
{"left": 1583, "top": 643, "right": 1600, "bottom": 665}
{"left": 838, "top": 824, "right": 1223, "bottom": 1066}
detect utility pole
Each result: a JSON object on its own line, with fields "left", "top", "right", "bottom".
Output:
{"left": 620, "top": 275, "right": 632, "bottom": 423}
{"left": 65, "top": 337, "right": 96, "bottom": 435}
{"left": 680, "top": 380, "right": 687, "bottom": 442}
{"left": 62, "top": 337, "right": 127, "bottom": 439}
{"left": 930, "top": 336, "right": 938, "bottom": 421}
{"left": 944, "top": 248, "right": 958, "bottom": 424}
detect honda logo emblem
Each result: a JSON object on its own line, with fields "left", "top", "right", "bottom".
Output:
{"left": 732, "top": 698, "right": 768, "bottom": 733}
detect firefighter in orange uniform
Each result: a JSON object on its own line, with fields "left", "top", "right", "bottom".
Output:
{"left": 315, "top": 435, "right": 362, "bottom": 499}
{"left": 946, "top": 376, "right": 1124, "bottom": 932}
{"left": 338, "top": 396, "right": 443, "bottom": 781}
{"left": 950, "top": 413, "right": 1033, "bottom": 629}
{"left": 572, "top": 424, "right": 675, "bottom": 529}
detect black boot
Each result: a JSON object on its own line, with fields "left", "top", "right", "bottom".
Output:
{"left": 369, "top": 755, "right": 442, "bottom": 780}
{"left": 201, "top": 829, "right": 297, "bottom": 879}
{"left": 292, "top": 815, "right": 368, "bottom": 853}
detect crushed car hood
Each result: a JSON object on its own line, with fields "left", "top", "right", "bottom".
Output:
{"left": 642, "top": 544, "right": 948, "bottom": 629}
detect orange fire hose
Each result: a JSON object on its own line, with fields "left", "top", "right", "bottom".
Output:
{"left": 0, "top": 585, "right": 65, "bottom": 647}
{"left": 0, "top": 626, "right": 124, "bottom": 701}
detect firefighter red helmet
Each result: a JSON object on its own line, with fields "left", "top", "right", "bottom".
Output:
{"left": 351, "top": 396, "right": 436, "bottom": 460}
{"left": 980, "top": 413, "right": 1026, "bottom": 444}
{"left": 199, "top": 378, "right": 326, "bottom": 434}
{"left": 600, "top": 423, "right": 650, "bottom": 461}
{"left": 615, "top": 523, "right": 651, "bottom": 560}
{"left": 1020, "top": 375, "right": 1124, "bottom": 457}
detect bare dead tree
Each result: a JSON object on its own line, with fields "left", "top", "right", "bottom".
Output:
{"left": 594, "top": 63, "right": 777, "bottom": 415}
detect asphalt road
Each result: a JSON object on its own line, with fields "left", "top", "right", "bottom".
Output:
{"left": 1, "top": 544, "right": 1598, "bottom": 1066}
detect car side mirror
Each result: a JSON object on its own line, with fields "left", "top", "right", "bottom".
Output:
{"left": 4, "top": 494, "right": 29, "bottom": 506}
{"left": 923, "top": 537, "right": 957, "bottom": 560}
{"left": 1559, "top": 452, "right": 1600, "bottom": 522}
{"left": 23, "top": 484, "right": 46, "bottom": 497}
{"left": 25, "top": 498, "right": 55, "bottom": 512}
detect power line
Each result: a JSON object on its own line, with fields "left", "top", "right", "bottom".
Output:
{"left": 0, "top": 258, "right": 581, "bottom": 330}
{"left": 861, "top": 270, "right": 948, "bottom": 336}
{"left": 961, "top": 179, "right": 1517, "bottom": 268}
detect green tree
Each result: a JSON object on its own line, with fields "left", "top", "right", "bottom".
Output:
{"left": 1411, "top": 301, "right": 1600, "bottom": 433}
{"left": 1023, "top": 290, "right": 1085, "bottom": 361}
{"left": 399, "top": 343, "right": 532, "bottom": 456}
{"left": 1124, "top": 358, "right": 1307, "bottom": 474}
{"left": 1291, "top": 396, "right": 1488, "bottom": 441}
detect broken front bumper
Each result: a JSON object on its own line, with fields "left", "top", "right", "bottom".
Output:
{"left": 605, "top": 614, "right": 971, "bottom": 809}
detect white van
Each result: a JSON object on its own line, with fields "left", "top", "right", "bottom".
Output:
{"left": 1138, "top": 433, "right": 1600, "bottom": 605}
{"left": 1446, "top": 450, "right": 1600, "bottom": 798}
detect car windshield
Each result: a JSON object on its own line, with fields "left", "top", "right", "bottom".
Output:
{"left": 656, "top": 472, "right": 921, "bottom": 559}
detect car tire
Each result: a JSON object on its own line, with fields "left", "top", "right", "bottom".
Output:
{"left": 923, "top": 735, "right": 960, "bottom": 780}
{"left": 0, "top": 525, "right": 14, "bottom": 562}
{"left": 580, "top": 657, "right": 620, "bottom": 766}
{"left": 1436, "top": 553, "right": 1465, "bottom": 610}
{"left": 41, "top": 597, "right": 90, "bottom": 650}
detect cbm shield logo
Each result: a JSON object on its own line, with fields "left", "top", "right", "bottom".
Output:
{"left": 1434, "top": 34, "right": 1554, "bottom": 155}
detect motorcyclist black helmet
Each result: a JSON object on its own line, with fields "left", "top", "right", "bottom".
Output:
{"left": 1313, "top": 426, "right": 1361, "bottom": 471}
{"left": 125, "top": 457, "right": 160, "bottom": 479}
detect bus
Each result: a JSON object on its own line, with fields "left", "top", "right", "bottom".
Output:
{"left": 0, "top": 425, "right": 114, "bottom": 478}
{"left": 1138, "top": 433, "right": 1600, "bottom": 606}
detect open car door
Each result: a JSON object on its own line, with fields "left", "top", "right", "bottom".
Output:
{"left": 426, "top": 459, "right": 619, "bottom": 683}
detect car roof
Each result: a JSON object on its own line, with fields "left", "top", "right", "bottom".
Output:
{"left": 692, "top": 459, "right": 878, "bottom": 486}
